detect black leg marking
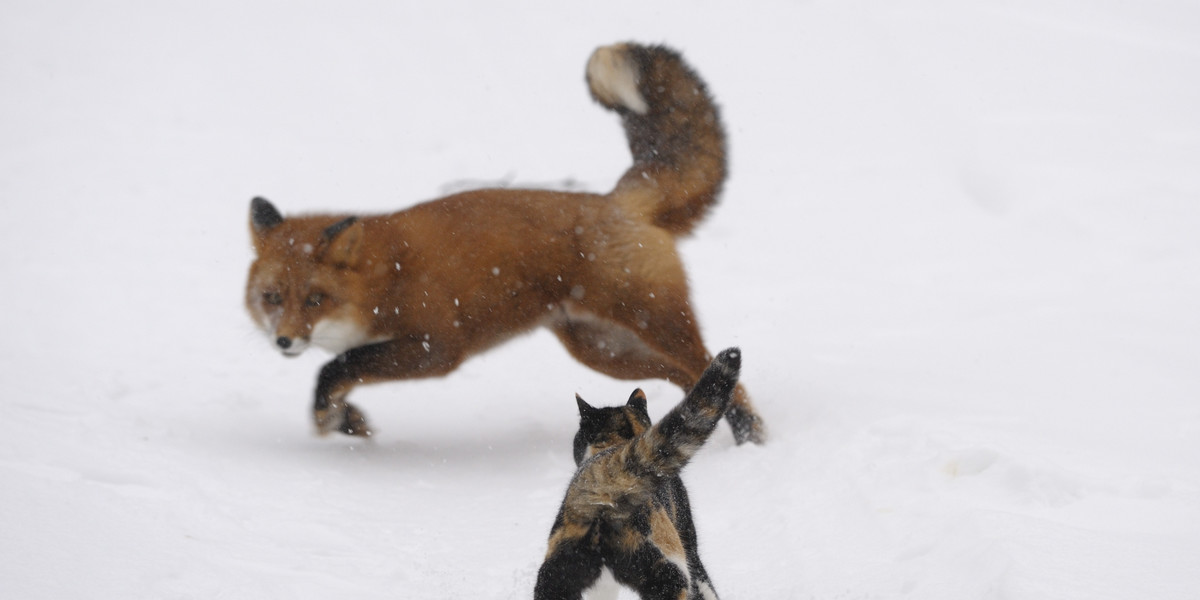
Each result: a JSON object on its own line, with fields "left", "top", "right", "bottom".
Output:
{"left": 534, "top": 538, "right": 604, "bottom": 600}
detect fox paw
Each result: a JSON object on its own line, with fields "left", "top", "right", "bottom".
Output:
{"left": 726, "top": 405, "right": 766, "bottom": 445}
{"left": 314, "top": 402, "right": 373, "bottom": 438}
{"left": 339, "top": 404, "right": 373, "bottom": 437}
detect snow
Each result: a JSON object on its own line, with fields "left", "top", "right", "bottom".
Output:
{"left": 3, "top": 0, "right": 1199, "bottom": 598}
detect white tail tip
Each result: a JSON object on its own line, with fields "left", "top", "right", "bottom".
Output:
{"left": 587, "top": 45, "right": 649, "bottom": 115}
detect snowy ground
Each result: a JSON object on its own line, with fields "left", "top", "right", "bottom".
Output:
{"left": 3, "top": 1, "right": 1199, "bottom": 598}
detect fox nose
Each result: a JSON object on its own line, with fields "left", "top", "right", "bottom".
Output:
{"left": 276, "top": 336, "right": 292, "bottom": 350}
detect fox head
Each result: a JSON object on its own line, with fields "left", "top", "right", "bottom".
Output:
{"left": 573, "top": 389, "right": 653, "bottom": 466}
{"left": 246, "top": 197, "right": 376, "bottom": 357}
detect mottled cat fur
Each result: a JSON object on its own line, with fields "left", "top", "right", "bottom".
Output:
{"left": 534, "top": 348, "right": 741, "bottom": 599}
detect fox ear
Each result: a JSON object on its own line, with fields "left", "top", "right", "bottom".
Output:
{"left": 626, "top": 389, "right": 648, "bottom": 412}
{"left": 250, "top": 197, "right": 284, "bottom": 232}
{"left": 320, "top": 217, "right": 364, "bottom": 267}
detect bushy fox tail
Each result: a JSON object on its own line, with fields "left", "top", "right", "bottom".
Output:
{"left": 624, "top": 348, "right": 741, "bottom": 480}
{"left": 587, "top": 43, "right": 727, "bottom": 236}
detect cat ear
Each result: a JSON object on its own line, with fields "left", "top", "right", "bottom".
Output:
{"left": 576, "top": 394, "right": 599, "bottom": 418}
{"left": 626, "top": 389, "right": 648, "bottom": 412}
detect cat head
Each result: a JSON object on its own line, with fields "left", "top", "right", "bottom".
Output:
{"left": 572, "top": 389, "right": 653, "bottom": 466}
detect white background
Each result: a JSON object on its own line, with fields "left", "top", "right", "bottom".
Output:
{"left": 2, "top": 1, "right": 1198, "bottom": 597}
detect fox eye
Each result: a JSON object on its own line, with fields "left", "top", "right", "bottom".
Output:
{"left": 305, "top": 293, "right": 325, "bottom": 307}
{"left": 263, "top": 291, "right": 283, "bottom": 306}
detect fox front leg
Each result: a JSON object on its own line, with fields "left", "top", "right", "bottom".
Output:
{"left": 312, "top": 339, "right": 464, "bottom": 437}
{"left": 314, "top": 355, "right": 374, "bottom": 437}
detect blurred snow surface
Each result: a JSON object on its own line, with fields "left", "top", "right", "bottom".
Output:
{"left": 2, "top": 1, "right": 1198, "bottom": 598}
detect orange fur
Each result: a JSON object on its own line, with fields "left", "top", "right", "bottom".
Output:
{"left": 245, "top": 43, "right": 765, "bottom": 444}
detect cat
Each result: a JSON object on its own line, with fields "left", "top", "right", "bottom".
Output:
{"left": 534, "top": 348, "right": 741, "bottom": 599}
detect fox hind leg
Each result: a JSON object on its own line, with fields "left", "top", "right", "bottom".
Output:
{"left": 550, "top": 308, "right": 697, "bottom": 387}
{"left": 723, "top": 386, "right": 764, "bottom": 445}
{"left": 598, "top": 289, "right": 766, "bottom": 445}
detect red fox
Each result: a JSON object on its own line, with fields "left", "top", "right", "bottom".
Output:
{"left": 245, "top": 42, "right": 765, "bottom": 444}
